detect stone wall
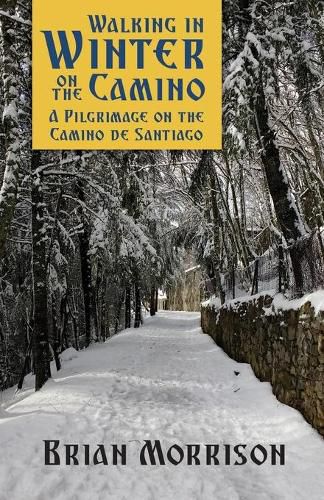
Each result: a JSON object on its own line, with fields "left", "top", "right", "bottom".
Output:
{"left": 201, "top": 294, "right": 324, "bottom": 436}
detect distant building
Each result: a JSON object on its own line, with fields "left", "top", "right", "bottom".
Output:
{"left": 158, "top": 290, "right": 168, "bottom": 311}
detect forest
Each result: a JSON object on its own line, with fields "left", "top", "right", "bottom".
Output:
{"left": 0, "top": 0, "right": 323, "bottom": 393}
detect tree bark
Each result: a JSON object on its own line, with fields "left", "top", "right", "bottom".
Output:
{"left": 0, "top": 10, "right": 20, "bottom": 260}
{"left": 201, "top": 151, "right": 226, "bottom": 302}
{"left": 31, "top": 150, "right": 51, "bottom": 391}
{"left": 134, "top": 282, "right": 141, "bottom": 328}
{"left": 155, "top": 288, "right": 158, "bottom": 313}
{"left": 150, "top": 287, "right": 156, "bottom": 316}
{"left": 125, "top": 286, "right": 131, "bottom": 329}
{"left": 239, "top": 1, "right": 308, "bottom": 292}
{"left": 77, "top": 179, "right": 95, "bottom": 346}
{"left": 253, "top": 74, "right": 308, "bottom": 292}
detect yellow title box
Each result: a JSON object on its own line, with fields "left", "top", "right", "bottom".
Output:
{"left": 33, "top": 0, "right": 222, "bottom": 150}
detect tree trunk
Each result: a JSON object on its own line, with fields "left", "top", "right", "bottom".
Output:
{"left": 114, "top": 289, "right": 124, "bottom": 335}
{"left": 31, "top": 150, "right": 51, "bottom": 391}
{"left": 155, "top": 288, "right": 158, "bottom": 313}
{"left": 240, "top": 1, "right": 308, "bottom": 293}
{"left": 253, "top": 77, "right": 307, "bottom": 292}
{"left": 69, "top": 293, "right": 80, "bottom": 350}
{"left": 253, "top": 79, "right": 306, "bottom": 242}
{"left": 150, "top": 287, "right": 156, "bottom": 316}
{"left": 77, "top": 179, "right": 95, "bottom": 346}
{"left": 201, "top": 151, "right": 225, "bottom": 302}
{"left": 125, "top": 286, "right": 131, "bottom": 329}
{"left": 0, "top": 10, "right": 20, "bottom": 260}
{"left": 52, "top": 302, "right": 61, "bottom": 371}
{"left": 134, "top": 282, "right": 141, "bottom": 328}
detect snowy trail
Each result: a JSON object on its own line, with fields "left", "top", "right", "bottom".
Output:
{"left": 0, "top": 311, "right": 323, "bottom": 500}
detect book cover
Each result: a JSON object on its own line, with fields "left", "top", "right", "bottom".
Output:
{"left": 0, "top": 1, "right": 323, "bottom": 499}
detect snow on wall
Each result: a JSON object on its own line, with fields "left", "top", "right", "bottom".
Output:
{"left": 202, "top": 289, "right": 324, "bottom": 316}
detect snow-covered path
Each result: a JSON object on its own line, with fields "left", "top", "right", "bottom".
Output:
{"left": 0, "top": 311, "right": 323, "bottom": 500}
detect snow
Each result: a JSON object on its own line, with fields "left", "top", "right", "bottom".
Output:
{"left": 270, "top": 290, "right": 324, "bottom": 315}
{"left": 185, "top": 265, "right": 201, "bottom": 274}
{"left": 2, "top": 101, "right": 18, "bottom": 121}
{"left": 203, "top": 290, "right": 324, "bottom": 317}
{"left": 0, "top": 312, "right": 323, "bottom": 500}
{"left": 201, "top": 295, "right": 221, "bottom": 309}
{"left": 202, "top": 291, "right": 276, "bottom": 312}
{"left": 0, "top": 10, "right": 31, "bottom": 26}
{"left": 59, "top": 347, "right": 79, "bottom": 363}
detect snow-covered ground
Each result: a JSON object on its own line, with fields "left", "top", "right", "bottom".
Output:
{"left": 0, "top": 311, "right": 323, "bottom": 500}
